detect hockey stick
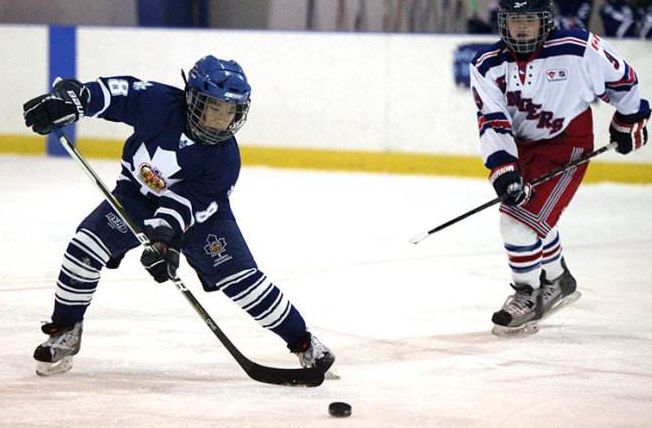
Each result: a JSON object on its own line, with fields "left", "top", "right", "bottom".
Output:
{"left": 53, "top": 129, "right": 324, "bottom": 387}
{"left": 410, "top": 142, "right": 618, "bottom": 244}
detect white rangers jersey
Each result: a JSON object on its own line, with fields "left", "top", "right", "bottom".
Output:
{"left": 470, "top": 28, "right": 646, "bottom": 169}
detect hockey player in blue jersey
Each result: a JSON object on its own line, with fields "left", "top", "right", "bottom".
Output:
{"left": 22, "top": 55, "right": 335, "bottom": 376}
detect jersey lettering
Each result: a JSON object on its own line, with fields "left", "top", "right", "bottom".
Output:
{"left": 196, "top": 201, "right": 218, "bottom": 223}
{"left": 472, "top": 87, "right": 484, "bottom": 110}
{"left": 506, "top": 90, "right": 565, "bottom": 134}
{"left": 603, "top": 49, "right": 620, "bottom": 70}
{"left": 107, "top": 79, "right": 129, "bottom": 96}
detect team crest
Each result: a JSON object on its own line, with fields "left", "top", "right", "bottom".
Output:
{"left": 139, "top": 163, "right": 167, "bottom": 192}
{"left": 203, "top": 234, "right": 232, "bottom": 267}
{"left": 546, "top": 68, "right": 569, "bottom": 82}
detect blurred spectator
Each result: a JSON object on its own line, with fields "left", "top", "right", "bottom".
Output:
{"left": 137, "top": 0, "right": 207, "bottom": 28}
{"left": 639, "top": 2, "right": 652, "bottom": 38}
{"left": 488, "top": 1, "right": 499, "bottom": 32}
{"left": 466, "top": 0, "right": 496, "bottom": 34}
{"left": 600, "top": 0, "right": 639, "bottom": 37}
{"left": 555, "top": 0, "right": 593, "bottom": 30}
{"left": 467, "top": 13, "right": 494, "bottom": 34}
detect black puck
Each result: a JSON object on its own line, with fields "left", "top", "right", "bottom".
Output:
{"left": 328, "top": 401, "right": 352, "bottom": 418}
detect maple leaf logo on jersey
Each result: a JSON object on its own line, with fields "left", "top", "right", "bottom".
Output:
{"left": 203, "top": 234, "right": 233, "bottom": 267}
{"left": 179, "top": 133, "right": 195, "bottom": 149}
{"left": 133, "top": 81, "right": 153, "bottom": 91}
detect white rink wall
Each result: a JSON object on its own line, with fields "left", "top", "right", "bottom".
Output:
{"left": 2, "top": 24, "right": 652, "bottom": 163}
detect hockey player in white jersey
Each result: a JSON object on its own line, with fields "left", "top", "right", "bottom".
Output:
{"left": 470, "top": 0, "right": 650, "bottom": 335}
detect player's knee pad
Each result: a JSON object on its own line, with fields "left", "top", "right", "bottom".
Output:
{"left": 500, "top": 213, "right": 538, "bottom": 246}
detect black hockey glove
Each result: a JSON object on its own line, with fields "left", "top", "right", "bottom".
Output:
{"left": 490, "top": 162, "right": 533, "bottom": 207}
{"left": 609, "top": 107, "right": 650, "bottom": 155}
{"left": 140, "top": 225, "right": 181, "bottom": 283}
{"left": 23, "top": 79, "right": 89, "bottom": 135}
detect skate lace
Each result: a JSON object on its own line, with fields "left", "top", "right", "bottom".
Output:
{"left": 298, "top": 338, "right": 327, "bottom": 367}
{"left": 541, "top": 283, "right": 561, "bottom": 301}
{"left": 44, "top": 329, "right": 79, "bottom": 351}
{"left": 505, "top": 292, "right": 535, "bottom": 315}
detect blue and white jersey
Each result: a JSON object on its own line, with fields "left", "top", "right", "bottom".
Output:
{"left": 84, "top": 77, "right": 241, "bottom": 236}
{"left": 470, "top": 28, "right": 647, "bottom": 169}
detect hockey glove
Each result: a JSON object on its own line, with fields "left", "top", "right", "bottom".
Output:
{"left": 490, "top": 162, "right": 533, "bottom": 207}
{"left": 609, "top": 105, "right": 650, "bottom": 155}
{"left": 140, "top": 225, "right": 181, "bottom": 283}
{"left": 23, "top": 79, "right": 89, "bottom": 135}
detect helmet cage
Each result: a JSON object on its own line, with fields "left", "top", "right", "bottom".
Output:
{"left": 498, "top": 10, "right": 553, "bottom": 54}
{"left": 186, "top": 88, "right": 250, "bottom": 145}
{"left": 184, "top": 55, "right": 251, "bottom": 145}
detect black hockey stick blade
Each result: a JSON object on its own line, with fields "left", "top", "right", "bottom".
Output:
{"left": 246, "top": 361, "right": 325, "bottom": 387}
{"left": 54, "top": 128, "right": 325, "bottom": 387}
{"left": 177, "top": 282, "right": 325, "bottom": 387}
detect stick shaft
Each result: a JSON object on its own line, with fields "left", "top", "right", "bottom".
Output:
{"left": 411, "top": 142, "right": 617, "bottom": 243}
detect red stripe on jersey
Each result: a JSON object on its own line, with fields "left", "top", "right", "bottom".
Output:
{"left": 609, "top": 66, "right": 637, "bottom": 87}
{"left": 478, "top": 118, "right": 512, "bottom": 131}
{"left": 475, "top": 49, "right": 502, "bottom": 67}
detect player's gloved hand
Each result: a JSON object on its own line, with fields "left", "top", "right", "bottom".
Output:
{"left": 490, "top": 162, "right": 533, "bottom": 207}
{"left": 140, "top": 225, "right": 181, "bottom": 283}
{"left": 609, "top": 105, "right": 650, "bottom": 155}
{"left": 23, "top": 79, "right": 89, "bottom": 135}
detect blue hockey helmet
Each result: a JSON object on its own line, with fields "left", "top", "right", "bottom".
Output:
{"left": 184, "top": 55, "right": 251, "bottom": 144}
{"left": 498, "top": 0, "right": 555, "bottom": 54}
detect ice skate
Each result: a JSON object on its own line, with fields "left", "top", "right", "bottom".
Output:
{"left": 491, "top": 283, "right": 543, "bottom": 337}
{"left": 289, "top": 332, "right": 336, "bottom": 375}
{"left": 33, "top": 321, "right": 83, "bottom": 376}
{"left": 540, "top": 258, "right": 581, "bottom": 320}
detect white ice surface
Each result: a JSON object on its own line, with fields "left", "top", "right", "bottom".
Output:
{"left": 1, "top": 155, "right": 651, "bottom": 428}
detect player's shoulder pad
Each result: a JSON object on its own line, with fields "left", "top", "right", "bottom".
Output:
{"left": 471, "top": 40, "right": 510, "bottom": 77}
{"left": 540, "top": 28, "right": 589, "bottom": 58}
{"left": 546, "top": 27, "right": 590, "bottom": 43}
{"left": 471, "top": 40, "right": 505, "bottom": 66}
{"left": 130, "top": 80, "right": 185, "bottom": 109}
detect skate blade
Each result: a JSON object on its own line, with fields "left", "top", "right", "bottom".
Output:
{"left": 492, "top": 320, "right": 539, "bottom": 337}
{"left": 324, "top": 370, "right": 341, "bottom": 380}
{"left": 541, "top": 291, "right": 582, "bottom": 320}
{"left": 36, "top": 356, "right": 73, "bottom": 376}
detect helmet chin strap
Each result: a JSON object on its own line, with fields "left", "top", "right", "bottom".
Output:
{"left": 181, "top": 69, "right": 188, "bottom": 86}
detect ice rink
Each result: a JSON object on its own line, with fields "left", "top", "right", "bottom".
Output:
{"left": 1, "top": 154, "right": 651, "bottom": 428}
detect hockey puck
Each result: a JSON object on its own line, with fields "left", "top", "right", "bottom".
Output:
{"left": 328, "top": 402, "right": 352, "bottom": 418}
